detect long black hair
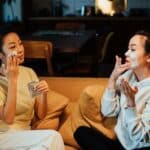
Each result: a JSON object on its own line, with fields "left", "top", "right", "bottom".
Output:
{"left": 135, "top": 30, "right": 150, "bottom": 54}
{"left": 0, "top": 30, "right": 20, "bottom": 53}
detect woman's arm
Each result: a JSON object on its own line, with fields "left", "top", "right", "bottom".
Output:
{"left": 34, "top": 80, "right": 49, "bottom": 119}
{"left": 120, "top": 79, "right": 150, "bottom": 144}
{"left": 101, "top": 88, "right": 120, "bottom": 117}
{"left": 0, "top": 56, "right": 19, "bottom": 124}
{"left": 124, "top": 94, "right": 150, "bottom": 144}
{"left": 101, "top": 56, "right": 130, "bottom": 116}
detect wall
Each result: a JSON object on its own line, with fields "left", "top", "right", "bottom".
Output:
{"left": 32, "top": 0, "right": 53, "bottom": 16}
{"left": 128, "top": 0, "right": 150, "bottom": 9}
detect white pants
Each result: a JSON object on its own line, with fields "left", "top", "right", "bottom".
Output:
{"left": 0, "top": 130, "right": 64, "bottom": 150}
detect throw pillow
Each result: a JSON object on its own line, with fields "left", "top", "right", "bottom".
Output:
{"left": 75, "top": 85, "right": 116, "bottom": 138}
{"left": 33, "top": 90, "right": 69, "bottom": 130}
{"left": 59, "top": 85, "right": 116, "bottom": 148}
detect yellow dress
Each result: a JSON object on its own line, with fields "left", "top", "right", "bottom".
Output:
{"left": 0, "top": 66, "right": 64, "bottom": 150}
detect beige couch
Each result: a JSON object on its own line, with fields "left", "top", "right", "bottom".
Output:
{"left": 35, "top": 77, "right": 116, "bottom": 150}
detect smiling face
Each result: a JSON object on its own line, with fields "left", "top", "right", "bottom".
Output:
{"left": 2, "top": 32, "right": 24, "bottom": 64}
{"left": 125, "top": 34, "right": 150, "bottom": 70}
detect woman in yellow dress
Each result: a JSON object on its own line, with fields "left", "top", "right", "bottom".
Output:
{"left": 0, "top": 32, "right": 64, "bottom": 150}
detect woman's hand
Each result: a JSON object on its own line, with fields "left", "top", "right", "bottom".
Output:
{"left": 2, "top": 55, "right": 19, "bottom": 79}
{"left": 107, "top": 55, "right": 130, "bottom": 90}
{"left": 121, "top": 79, "right": 138, "bottom": 107}
{"left": 34, "top": 80, "right": 49, "bottom": 119}
{"left": 110, "top": 55, "right": 130, "bottom": 80}
{"left": 35, "top": 80, "right": 49, "bottom": 95}
{"left": 0, "top": 55, "right": 19, "bottom": 124}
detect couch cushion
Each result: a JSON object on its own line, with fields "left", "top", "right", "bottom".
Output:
{"left": 39, "top": 77, "right": 108, "bottom": 102}
{"left": 76, "top": 85, "right": 116, "bottom": 138}
{"left": 65, "top": 145, "right": 78, "bottom": 150}
{"left": 59, "top": 102, "right": 76, "bottom": 127}
{"left": 32, "top": 90, "right": 69, "bottom": 130}
{"left": 59, "top": 85, "right": 116, "bottom": 148}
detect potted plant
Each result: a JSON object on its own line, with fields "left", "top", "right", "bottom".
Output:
{"left": 2, "top": 0, "right": 16, "bottom": 22}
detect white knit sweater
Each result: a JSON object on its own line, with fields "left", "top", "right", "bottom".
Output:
{"left": 101, "top": 70, "right": 150, "bottom": 150}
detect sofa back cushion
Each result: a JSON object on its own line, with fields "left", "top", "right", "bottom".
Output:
{"left": 39, "top": 77, "right": 108, "bottom": 102}
{"left": 58, "top": 84, "right": 116, "bottom": 148}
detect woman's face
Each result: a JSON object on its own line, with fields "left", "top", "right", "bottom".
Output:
{"left": 125, "top": 35, "right": 149, "bottom": 69}
{"left": 2, "top": 32, "right": 24, "bottom": 64}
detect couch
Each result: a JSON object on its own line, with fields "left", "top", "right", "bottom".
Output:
{"left": 34, "top": 77, "right": 117, "bottom": 150}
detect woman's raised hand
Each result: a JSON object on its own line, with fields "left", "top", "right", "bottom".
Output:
{"left": 5, "top": 54, "right": 19, "bottom": 79}
{"left": 107, "top": 55, "right": 130, "bottom": 90}
{"left": 110, "top": 55, "right": 130, "bottom": 80}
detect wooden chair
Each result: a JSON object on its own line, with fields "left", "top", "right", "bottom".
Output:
{"left": 22, "top": 40, "right": 53, "bottom": 76}
{"left": 97, "top": 32, "right": 114, "bottom": 63}
{"left": 95, "top": 32, "right": 114, "bottom": 77}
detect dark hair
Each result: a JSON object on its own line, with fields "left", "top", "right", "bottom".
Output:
{"left": 0, "top": 35, "right": 3, "bottom": 53}
{"left": 135, "top": 30, "right": 150, "bottom": 54}
{"left": 0, "top": 35, "right": 4, "bottom": 66}
{"left": 0, "top": 31, "right": 19, "bottom": 53}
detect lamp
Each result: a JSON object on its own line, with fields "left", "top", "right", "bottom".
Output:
{"left": 95, "top": 0, "right": 127, "bottom": 16}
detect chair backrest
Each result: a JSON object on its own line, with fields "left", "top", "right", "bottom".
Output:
{"left": 97, "top": 32, "right": 114, "bottom": 63}
{"left": 22, "top": 40, "right": 53, "bottom": 76}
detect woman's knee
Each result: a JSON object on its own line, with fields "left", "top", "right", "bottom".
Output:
{"left": 74, "top": 126, "right": 91, "bottom": 141}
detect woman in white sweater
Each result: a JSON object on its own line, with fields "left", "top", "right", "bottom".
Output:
{"left": 0, "top": 32, "right": 64, "bottom": 150}
{"left": 74, "top": 30, "right": 150, "bottom": 150}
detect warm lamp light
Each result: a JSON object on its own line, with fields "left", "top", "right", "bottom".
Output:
{"left": 95, "top": 0, "right": 127, "bottom": 16}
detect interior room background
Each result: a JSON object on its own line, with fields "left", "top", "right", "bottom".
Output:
{"left": 1, "top": 0, "right": 150, "bottom": 22}
{"left": 1, "top": 0, "right": 150, "bottom": 77}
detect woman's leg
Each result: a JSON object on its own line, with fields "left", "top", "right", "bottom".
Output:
{"left": 137, "top": 148, "right": 150, "bottom": 150}
{"left": 74, "top": 126, "right": 124, "bottom": 150}
{"left": 32, "top": 130, "right": 64, "bottom": 150}
{"left": 0, "top": 130, "right": 64, "bottom": 150}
